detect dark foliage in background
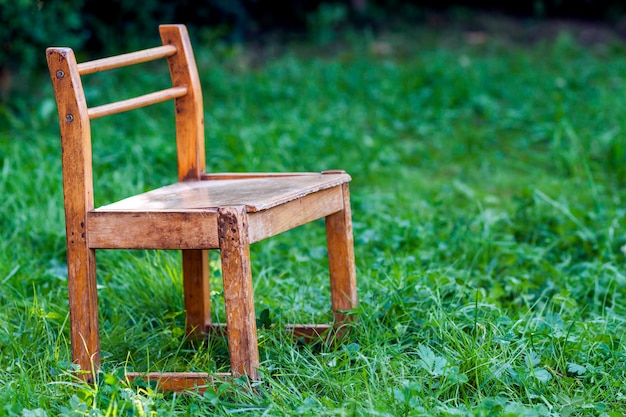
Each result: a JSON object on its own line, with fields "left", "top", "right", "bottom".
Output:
{"left": 409, "top": 0, "right": 626, "bottom": 19}
{"left": 1, "top": 0, "right": 626, "bottom": 103}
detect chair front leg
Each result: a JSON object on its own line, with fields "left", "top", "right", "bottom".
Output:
{"left": 325, "top": 183, "right": 358, "bottom": 323}
{"left": 217, "top": 206, "right": 259, "bottom": 379}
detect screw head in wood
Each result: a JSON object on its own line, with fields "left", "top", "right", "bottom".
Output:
{"left": 65, "top": 114, "right": 74, "bottom": 123}
{"left": 56, "top": 70, "right": 65, "bottom": 79}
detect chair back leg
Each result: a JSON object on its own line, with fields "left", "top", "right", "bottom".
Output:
{"left": 67, "top": 246, "right": 100, "bottom": 382}
{"left": 182, "top": 249, "right": 211, "bottom": 335}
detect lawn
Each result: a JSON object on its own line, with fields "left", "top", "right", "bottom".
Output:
{"left": 1, "top": 19, "right": 626, "bottom": 416}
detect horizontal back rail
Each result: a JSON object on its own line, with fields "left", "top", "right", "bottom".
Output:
{"left": 88, "top": 86, "right": 187, "bottom": 119}
{"left": 77, "top": 45, "right": 177, "bottom": 75}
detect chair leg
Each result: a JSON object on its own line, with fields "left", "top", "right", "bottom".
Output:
{"left": 217, "top": 206, "right": 259, "bottom": 379}
{"left": 325, "top": 183, "right": 358, "bottom": 323}
{"left": 67, "top": 245, "right": 100, "bottom": 382}
{"left": 182, "top": 249, "right": 210, "bottom": 336}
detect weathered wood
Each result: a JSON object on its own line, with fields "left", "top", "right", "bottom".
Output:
{"left": 47, "top": 24, "right": 358, "bottom": 392}
{"left": 77, "top": 45, "right": 177, "bottom": 75}
{"left": 125, "top": 371, "right": 230, "bottom": 392}
{"left": 47, "top": 47, "right": 100, "bottom": 381}
{"left": 206, "top": 322, "right": 333, "bottom": 341}
{"left": 95, "top": 174, "right": 350, "bottom": 212}
{"left": 201, "top": 172, "right": 320, "bottom": 180}
{"left": 86, "top": 211, "right": 219, "bottom": 249}
{"left": 160, "top": 24, "right": 205, "bottom": 181}
{"left": 158, "top": 25, "right": 212, "bottom": 358}
{"left": 88, "top": 185, "right": 343, "bottom": 248}
{"left": 325, "top": 183, "right": 358, "bottom": 322}
{"left": 247, "top": 187, "right": 343, "bottom": 243}
{"left": 88, "top": 87, "right": 187, "bottom": 119}
{"left": 182, "top": 250, "right": 211, "bottom": 335}
{"left": 218, "top": 207, "right": 259, "bottom": 379}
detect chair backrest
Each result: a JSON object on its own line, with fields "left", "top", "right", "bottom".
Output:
{"left": 46, "top": 25, "right": 205, "bottom": 220}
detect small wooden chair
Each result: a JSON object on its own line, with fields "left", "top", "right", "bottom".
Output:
{"left": 46, "top": 24, "right": 357, "bottom": 390}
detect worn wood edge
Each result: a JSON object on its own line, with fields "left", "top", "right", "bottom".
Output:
{"left": 125, "top": 371, "right": 231, "bottom": 392}
{"left": 247, "top": 187, "right": 343, "bottom": 243}
{"left": 77, "top": 45, "right": 177, "bottom": 75}
{"left": 92, "top": 175, "right": 350, "bottom": 213}
{"left": 217, "top": 206, "right": 260, "bottom": 379}
{"left": 201, "top": 172, "right": 321, "bottom": 180}
{"left": 245, "top": 174, "right": 350, "bottom": 212}
{"left": 94, "top": 207, "right": 219, "bottom": 213}
{"left": 86, "top": 185, "right": 343, "bottom": 248}
{"left": 181, "top": 173, "right": 351, "bottom": 212}
{"left": 88, "top": 86, "right": 187, "bottom": 119}
{"left": 86, "top": 210, "right": 219, "bottom": 249}
{"left": 205, "top": 322, "right": 333, "bottom": 341}
{"left": 186, "top": 174, "right": 351, "bottom": 213}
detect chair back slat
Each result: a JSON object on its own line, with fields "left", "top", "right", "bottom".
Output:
{"left": 88, "top": 86, "right": 188, "bottom": 119}
{"left": 77, "top": 45, "right": 177, "bottom": 75}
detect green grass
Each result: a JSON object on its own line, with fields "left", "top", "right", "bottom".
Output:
{"left": 2, "top": 25, "right": 626, "bottom": 416}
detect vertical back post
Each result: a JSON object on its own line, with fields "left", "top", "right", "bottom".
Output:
{"left": 46, "top": 47, "right": 100, "bottom": 379}
{"left": 159, "top": 24, "right": 205, "bottom": 181}
{"left": 160, "top": 24, "right": 211, "bottom": 336}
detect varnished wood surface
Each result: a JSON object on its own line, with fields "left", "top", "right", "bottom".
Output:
{"left": 159, "top": 26, "right": 211, "bottom": 373}
{"left": 77, "top": 45, "right": 177, "bottom": 75}
{"left": 160, "top": 25, "right": 206, "bottom": 181}
{"left": 88, "top": 87, "right": 187, "bottom": 119}
{"left": 97, "top": 173, "right": 350, "bottom": 213}
{"left": 47, "top": 47, "right": 101, "bottom": 381}
{"left": 201, "top": 172, "right": 320, "bottom": 180}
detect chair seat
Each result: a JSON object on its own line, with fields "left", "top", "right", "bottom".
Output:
{"left": 87, "top": 172, "right": 351, "bottom": 250}
{"left": 97, "top": 172, "right": 351, "bottom": 213}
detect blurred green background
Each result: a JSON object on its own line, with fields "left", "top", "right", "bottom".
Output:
{"left": 3, "top": 0, "right": 626, "bottom": 104}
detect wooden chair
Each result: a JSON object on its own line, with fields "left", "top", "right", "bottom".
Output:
{"left": 46, "top": 24, "right": 357, "bottom": 391}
